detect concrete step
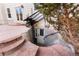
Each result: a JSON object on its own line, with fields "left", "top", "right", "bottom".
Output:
{"left": 0, "top": 36, "right": 25, "bottom": 54}
{"left": 5, "top": 41, "right": 39, "bottom": 56}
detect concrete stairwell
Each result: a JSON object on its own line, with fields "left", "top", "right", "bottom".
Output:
{"left": 0, "top": 36, "right": 25, "bottom": 55}
{"left": 0, "top": 34, "right": 75, "bottom": 56}
{"left": 5, "top": 41, "right": 39, "bottom": 56}
{"left": 0, "top": 35, "right": 39, "bottom": 56}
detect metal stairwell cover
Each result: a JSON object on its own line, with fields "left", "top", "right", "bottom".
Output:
{"left": 44, "top": 33, "right": 75, "bottom": 54}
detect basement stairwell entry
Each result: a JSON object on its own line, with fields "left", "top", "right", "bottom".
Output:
{"left": 0, "top": 10, "right": 75, "bottom": 56}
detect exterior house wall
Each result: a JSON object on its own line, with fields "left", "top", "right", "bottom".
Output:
{"left": 0, "top": 4, "right": 8, "bottom": 24}
{"left": 0, "top": 3, "right": 34, "bottom": 24}
{"left": 0, "top": 4, "right": 4, "bottom": 24}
